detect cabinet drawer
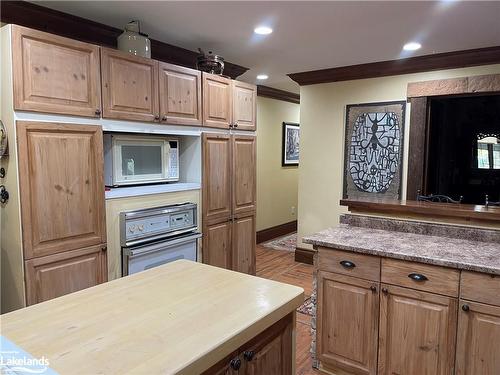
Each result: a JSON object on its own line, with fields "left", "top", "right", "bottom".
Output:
{"left": 318, "top": 247, "right": 380, "bottom": 281}
{"left": 382, "top": 258, "right": 459, "bottom": 297}
{"left": 461, "top": 271, "right": 500, "bottom": 306}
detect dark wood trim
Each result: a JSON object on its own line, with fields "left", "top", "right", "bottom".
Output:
{"left": 288, "top": 46, "right": 500, "bottom": 86}
{"left": 406, "top": 97, "right": 430, "bottom": 200}
{"left": 0, "top": 1, "right": 248, "bottom": 79}
{"left": 294, "top": 247, "right": 314, "bottom": 265}
{"left": 340, "top": 199, "right": 500, "bottom": 224}
{"left": 257, "top": 85, "right": 300, "bottom": 104}
{"left": 256, "top": 220, "right": 297, "bottom": 244}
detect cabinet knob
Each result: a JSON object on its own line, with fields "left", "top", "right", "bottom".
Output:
{"left": 243, "top": 350, "right": 255, "bottom": 361}
{"left": 154, "top": 115, "right": 160, "bottom": 121}
{"left": 382, "top": 287, "right": 389, "bottom": 295}
{"left": 408, "top": 273, "right": 428, "bottom": 282}
{"left": 370, "top": 285, "right": 377, "bottom": 293}
{"left": 462, "top": 304, "right": 470, "bottom": 312}
{"left": 339, "top": 260, "right": 356, "bottom": 269}
{"left": 229, "top": 123, "right": 233, "bottom": 129}
{"left": 0, "top": 185, "right": 9, "bottom": 204}
{"left": 95, "top": 109, "right": 101, "bottom": 116}
{"left": 161, "top": 116, "right": 167, "bottom": 122}
{"left": 229, "top": 357, "right": 241, "bottom": 370}
{"left": 233, "top": 122, "right": 238, "bottom": 128}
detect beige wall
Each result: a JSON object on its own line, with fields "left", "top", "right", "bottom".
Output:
{"left": 256, "top": 97, "right": 300, "bottom": 231}
{"left": 297, "top": 64, "right": 500, "bottom": 249}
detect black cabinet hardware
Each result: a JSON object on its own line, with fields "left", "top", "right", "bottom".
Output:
{"left": 382, "top": 287, "right": 388, "bottom": 295}
{"left": 0, "top": 167, "right": 5, "bottom": 178}
{"left": 0, "top": 185, "right": 9, "bottom": 204}
{"left": 408, "top": 273, "right": 428, "bottom": 282}
{"left": 95, "top": 109, "right": 101, "bottom": 116}
{"left": 243, "top": 350, "right": 255, "bottom": 361}
{"left": 161, "top": 116, "right": 167, "bottom": 122}
{"left": 370, "top": 286, "right": 377, "bottom": 293}
{"left": 462, "top": 304, "right": 470, "bottom": 312}
{"left": 230, "top": 357, "right": 241, "bottom": 370}
{"left": 154, "top": 115, "right": 160, "bottom": 121}
{"left": 339, "top": 260, "right": 356, "bottom": 269}
{"left": 233, "top": 122, "right": 238, "bottom": 128}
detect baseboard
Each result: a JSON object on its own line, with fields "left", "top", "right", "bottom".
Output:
{"left": 295, "top": 247, "right": 314, "bottom": 265}
{"left": 256, "top": 220, "right": 297, "bottom": 244}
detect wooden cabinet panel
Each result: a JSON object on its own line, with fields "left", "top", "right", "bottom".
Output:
{"left": 12, "top": 25, "right": 101, "bottom": 117}
{"left": 203, "top": 133, "right": 232, "bottom": 223}
{"left": 101, "top": 47, "right": 159, "bottom": 122}
{"left": 17, "top": 122, "right": 106, "bottom": 259}
{"left": 232, "top": 135, "right": 256, "bottom": 216}
{"left": 378, "top": 284, "right": 457, "bottom": 375}
{"left": 456, "top": 300, "right": 500, "bottom": 375}
{"left": 159, "top": 62, "right": 202, "bottom": 126}
{"left": 232, "top": 81, "right": 256, "bottom": 131}
{"left": 232, "top": 214, "right": 256, "bottom": 275}
{"left": 317, "top": 271, "right": 379, "bottom": 375}
{"left": 203, "top": 220, "right": 232, "bottom": 270}
{"left": 382, "top": 258, "right": 459, "bottom": 297}
{"left": 318, "top": 247, "right": 381, "bottom": 281}
{"left": 460, "top": 271, "right": 500, "bottom": 306}
{"left": 25, "top": 244, "right": 107, "bottom": 305}
{"left": 203, "top": 73, "right": 232, "bottom": 129}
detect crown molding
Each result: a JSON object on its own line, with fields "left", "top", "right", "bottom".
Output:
{"left": 288, "top": 46, "right": 500, "bottom": 86}
{"left": 0, "top": 1, "right": 249, "bottom": 79}
{"left": 257, "top": 85, "right": 300, "bottom": 104}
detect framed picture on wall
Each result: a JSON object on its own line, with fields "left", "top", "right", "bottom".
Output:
{"left": 343, "top": 101, "right": 406, "bottom": 200}
{"left": 282, "top": 122, "right": 300, "bottom": 166}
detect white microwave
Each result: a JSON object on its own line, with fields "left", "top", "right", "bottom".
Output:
{"left": 104, "top": 134, "right": 179, "bottom": 186}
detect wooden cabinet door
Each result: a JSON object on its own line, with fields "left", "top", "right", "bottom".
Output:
{"left": 317, "top": 271, "right": 379, "bottom": 375}
{"left": 232, "top": 214, "right": 256, "bottom": 275}
{"left": 203, "top": 220, "right": 232, "bottom": 270}
{"left": 232, "top": 81, "right": 256, "bottom": 131}
{"left": 17, "top": 122, "right": 106, "bottom": 259}
{"left": 25, "top": 244, "right": 107, "bottom": 305}
{"left": 203, "top": 133, "right": 232, "bottom": 223}
{"left": 159, "top": 62, "right": 202, "bottom": 126}
{"left": 378, "top": 284, "right": 457, "bottom": 375}
{"left": 232, "top": 135, "right": 256, "bottom": 216}
{"left": 101, "top": 47, "right": 159, "bottom": 122}
{"left": 12, "top": 25, "right": 101, "bottom": 117}
{"left": 241, "top": 313, "right": 293, "bottom": 375}
{"left": 203, "top": 73, "right": 232, "bottom": 129}
{"left": 456, "top": 300, "right": 500, "bottom": 375}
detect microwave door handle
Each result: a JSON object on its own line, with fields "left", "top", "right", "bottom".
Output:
{"left": 165, "top": 142, "right": 171, "bottom": 179}
{"left": 127, "top": 233, "right": 202, "bottom": 258}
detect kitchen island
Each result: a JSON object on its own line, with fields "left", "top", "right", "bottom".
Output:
{"left": 0, "top": 260, "right": 304, "bottom": 374}
{"left": 303, "top": 214, "right": 500, "bottom": 375}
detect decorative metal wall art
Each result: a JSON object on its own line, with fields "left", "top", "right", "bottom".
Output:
{"left": 343, "top": 101, "right": 406, "bottom": 200}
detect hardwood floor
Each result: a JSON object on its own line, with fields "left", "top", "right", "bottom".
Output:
{"left": 256, "top": 245, "right": 321, "bottom": 375}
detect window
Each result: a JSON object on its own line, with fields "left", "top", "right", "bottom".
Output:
{"left": 477, "top": 135, "right": 500, "bottom": 170}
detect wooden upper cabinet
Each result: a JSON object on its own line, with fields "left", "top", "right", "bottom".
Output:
{"left": 378, "top": 284, "right": 457, "bottom": 375}
{"left": 456, "top": 300, "right": 500, "bottom": 375}
{"left": 17, "top": 121, "right": 106, "bottom": 259}
{"left": 232, "top": 135, "right": 256, "bottom": 216}
{"left": 202, "top": 133, "right": 232, "bottom": 223}
{"left": 232, "top": 214, "right": 256, "bottom": 275}
{"left": 232, "top": 81, "right": 257, "bottom": 131}
{"left": 101, "top": 48, "right": 159, "bottom": 122}
{"left": 203, "top": 73, "right": 232, "bottom": 129}
{"left": 159, "top": 62, "right": 202, "bottom": 126}
{"left": 12, "top": 25, "right": 101, "bottom": 117}
{"left": 317, "top": 271, "right": 379, "bottom": 375}
{"left": 25, "top": 244, "right": 107, "bottom": 306}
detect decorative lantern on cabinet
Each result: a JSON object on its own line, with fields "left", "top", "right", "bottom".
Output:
{"left": 117, "top": 21, "right": 151, "bottom": 58}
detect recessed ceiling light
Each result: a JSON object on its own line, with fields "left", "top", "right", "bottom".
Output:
{"left": 256, "top": 74, "right": 269, "bottom": 80}
{"left": 403, "top": 42, "right": 422, "bottom": 51}
{"left": 254, "top": 26, "right": 273, "bottom": 35}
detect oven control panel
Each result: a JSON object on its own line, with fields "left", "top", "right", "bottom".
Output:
{"left": 120, "top": 203, "right": 197, "bottom": 246}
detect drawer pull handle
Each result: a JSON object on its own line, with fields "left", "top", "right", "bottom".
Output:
{"left": 462, "top": 304, "right": 470, "bottom": 312}
{"left": 408, "top": 273, "right": 428, "bottom": 282}
{"left": 340, "top": 260, "right": 356, "bottom": 269}
{"left": 230, "top": 357, "right": 241, "bottom": 370}
{"left": 243, "top": 350, "right": 255, "bottom": 361}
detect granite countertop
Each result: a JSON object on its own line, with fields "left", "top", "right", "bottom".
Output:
{"left": 303, "top": 224, "right": 500, "bottom": 275}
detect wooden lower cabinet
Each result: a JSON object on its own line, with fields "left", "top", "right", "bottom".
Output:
{"left": 202, "top": 313, "right": 293, "bottom": 375}
{"left": 25, "top": 244, "right": 107, "bottom": 305}
{"left": 203, "top": 219, "right": 232, "bottom": 270}
{"left": 455, "top": 300, "right": 500, "bottom": 375}
{"left": 317, "top": 271, "right": 379, "bottom": 375}
{"left": 378, "top": 284, "right": 457, "bottom": 375}
{"left": 232, "top": 214, "right": 256, "bottom": 275}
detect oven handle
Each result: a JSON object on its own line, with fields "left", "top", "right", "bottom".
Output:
{"left": 125, "top": 233, "right": 202, "bottom": 258}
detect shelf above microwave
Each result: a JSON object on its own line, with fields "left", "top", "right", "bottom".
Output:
{"left": 105, "top": 182, "right": 201, "bottom": 200}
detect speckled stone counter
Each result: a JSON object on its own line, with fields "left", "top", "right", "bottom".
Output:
{"left": 304, "top": 215, "right": 500, "bottom": 275}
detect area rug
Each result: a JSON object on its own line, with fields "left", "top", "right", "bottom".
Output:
{"left": 297, "top": 296, "right": 314, "bottom": 316}
{"left": 261, "top": 233, "right": 297, "bottom": 252}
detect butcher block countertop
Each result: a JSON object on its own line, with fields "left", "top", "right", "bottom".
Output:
{"left": 0, "top": 260, "right": 304, "bottom": 374}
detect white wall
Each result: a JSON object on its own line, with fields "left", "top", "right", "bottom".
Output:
{"left": 256, "top": 96, "right": 300, "bottom": 231}
{"left": 298, "top": 64, "right": 500, "bottom": 249}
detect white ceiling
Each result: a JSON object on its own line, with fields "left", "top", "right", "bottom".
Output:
{"left": 35, "top": 1, "right": 500, "bottom": 93}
